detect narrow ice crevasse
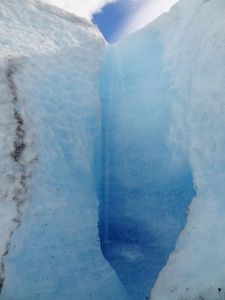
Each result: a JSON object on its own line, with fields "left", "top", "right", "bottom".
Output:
{"left": 2, "top": 0, "right": 225, "bottom": 299}
{"left": 99, "top": 23, "right": 195, "bottom": 300}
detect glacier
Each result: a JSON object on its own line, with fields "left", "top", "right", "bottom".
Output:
{"left": 0, "top": 0, "right": 225, "bottom": 300}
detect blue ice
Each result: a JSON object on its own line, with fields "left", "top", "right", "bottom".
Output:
{"left": 99, "top": 30, "right": 195, "bottom": 299}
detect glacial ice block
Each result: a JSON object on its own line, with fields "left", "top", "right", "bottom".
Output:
{"left": 0, "top": 1, "right": 126, "bottom": 299}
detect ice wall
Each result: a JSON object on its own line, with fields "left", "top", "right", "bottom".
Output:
{"left": 150, "top": 0, "right": 225, "bottom": 299}
{"left": 0, "top": 1, "right": 126, "bottom": 299}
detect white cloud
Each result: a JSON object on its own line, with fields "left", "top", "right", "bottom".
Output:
{"left": 120, "top": 0, "right": 179, "bottom": 38}
{"left": 42, "top": 0, "right": 118, "bottom": 19}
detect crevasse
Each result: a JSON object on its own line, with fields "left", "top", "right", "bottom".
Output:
{"left": 1, "top": 0, "right": 225, "bottom": 300}
{"left": 98, "top": 34, "right": 195, "bottom": 300}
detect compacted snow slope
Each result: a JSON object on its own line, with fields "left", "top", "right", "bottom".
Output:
{"left": 0, "top": 1, "right": 126, "bottom": 299}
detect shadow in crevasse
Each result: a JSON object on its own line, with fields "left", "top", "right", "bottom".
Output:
{"left": 99, "top": 165, "right": 195, "bottom": 300}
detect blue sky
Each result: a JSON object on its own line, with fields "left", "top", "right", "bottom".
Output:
{"left": 92, "top": 1, "right": 137, "bottom": 43}
{"left": 44, "top": 0, "right": 179, "bottom": 42}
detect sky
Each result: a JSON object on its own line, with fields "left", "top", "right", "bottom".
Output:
{"left": 43, "top": 0, "right": 179, "bottom": 42}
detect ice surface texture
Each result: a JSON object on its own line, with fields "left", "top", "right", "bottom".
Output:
{"left": 1, "top": 0, "right": 225, "bottom": 299}
{"left": 150, "top": 0, "right": 225, "bottom": 299}
{"left": 0, "top": 1, "right": 126, "bottom": 299}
